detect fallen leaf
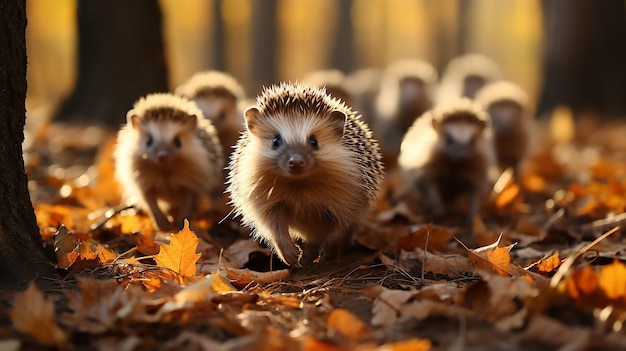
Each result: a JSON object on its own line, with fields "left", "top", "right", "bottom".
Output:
{"left": 54, "top": 225, "right": 79, "bottom": 269}
{"left": 564, "top": 266, "right": 598, "bottom": 300}
{"left": 226, "top": 268, "right": 290, "bottom": 287}
{"left": 9, "top": 282, "right": 67, "bottom": 347}
{"left": 527, "top": 252, "right": 562, "bottom": 275}
{"left": 154, "top": 219, "right": 201, "bottom": 278}
{"left": 598, "top": 260, "right": 626, "bottom": 301}
{"left": 376, "top": 338, "right": 432, "bottom": 351}
{"left": 397, "top": 224, "right": 452, "bottom": 252}
{"left": 224, "top": 239, "right": 271, "bottom": 268}
{"left": 465, "top": 234, "right": 515, "bottom": 276}
{"left": 522, "top": 315, "right": 590, "bottom": 350}
{"left": 365, "top": 286, "right": 416, "bottom": 327}
{"left": 401, "top": 249, "right": 470, "bottom": 277}
{"left": 327, "top": 308, "right": 372, "bottom": 343}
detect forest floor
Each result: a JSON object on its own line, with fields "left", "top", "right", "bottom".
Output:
{"left": 3, "top": 112, "right": 626, "bottom": 350}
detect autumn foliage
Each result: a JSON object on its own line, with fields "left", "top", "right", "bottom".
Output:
{"left": 4, "top": 114, "right": 626, "bottom": 350}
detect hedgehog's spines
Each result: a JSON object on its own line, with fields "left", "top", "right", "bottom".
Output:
{"left": 175, "top": 71, "right": 245, "bottom": 101}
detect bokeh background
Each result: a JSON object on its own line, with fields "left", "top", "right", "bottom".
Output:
{"left": 25, "top": 0, "right": 626, "bottom": 125}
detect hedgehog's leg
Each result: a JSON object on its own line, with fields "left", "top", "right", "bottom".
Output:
{"left": 421, "top": 179, "right": 445, "bottom": 221}
{"left": 320, "top": 224, "right": 351, "bottom": 261}
{"left": 264, "top": 207, "right": 302, "bottom": 267}
{"left": 178, "top": 189, "right": 197, "bottom": 228}
{"left": 145, "top": 189, "right": 171, "bottom": 231}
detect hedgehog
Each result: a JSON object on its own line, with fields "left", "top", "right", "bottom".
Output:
{"left": 227, "top": 82, "right": 384, "bottom": 266}
{"left": 114, "top": 93, "right": 223, "bottom": 231}
{"left": 374, "top": 59, "right": 438, "bottom": 169}
{"left": 175, "top": 70, "right": 246, "bottom": 160}
{"left": 435, "top": 53, "right": 501, "bottom": 105}
{"left": 475, "top": 81, "right": 532, "bottom": 178}
{"left": 398, "top": 98, "right": 496, "bottom": 225}
{"left": 302, "top": 69, "right": 353, "bottom": 107}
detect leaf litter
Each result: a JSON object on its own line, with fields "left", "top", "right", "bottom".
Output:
{"left": 3, "top": 116, "right": 626, "bottom": 350}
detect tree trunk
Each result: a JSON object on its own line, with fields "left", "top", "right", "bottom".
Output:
{"left": 212, "top": 0, "right": 226, "bottom": 71}
{"left": 0, "top": 0, "right": 52, "bottom": 290}
{"left": 53, "top": 0, "right": 169, "bottom": 126}
{"left": 250, "top": 0, "right": 278, "bottom": 95}
{"left": 330, "top": 0, "right": 355, "bottom": 73}
{"left": 538, "top": 0, "right": 626, "bottom": 119}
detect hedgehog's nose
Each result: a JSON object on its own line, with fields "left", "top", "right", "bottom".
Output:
{"left": 288, "top": 155, "right": 305, "bottom": 172}
{"left": 157, "top": 150, "right": 169, "bottom": 163}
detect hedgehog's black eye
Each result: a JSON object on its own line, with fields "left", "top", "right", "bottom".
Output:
{"left": 309, "top": 135, "right": 319, "bottom": 150}
{"left": 173, "top": 136, "right": 182, "bottom": 148}
{"left": 272, "top": 135, "right": 282, "bottom": 150}
{"left": 444, "top": 134, "right": 454, "bottom": 146}
{"left": 146, "top": 134, "right": 154, "bottom": 147}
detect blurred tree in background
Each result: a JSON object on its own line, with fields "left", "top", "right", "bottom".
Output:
{"left": 51, "top": 0, "right": 168, "bottom": 126}
{"left": 25, "top": 0, "right": 625, "bottom": 122}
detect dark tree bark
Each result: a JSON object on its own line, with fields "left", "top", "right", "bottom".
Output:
{"left": 538, "top": 0, "right": 626, "bottom": 119}
{"left": 250, "top": 0, "right": 278, "bottom": 95}
{"left": 53, "top": 0, "right": 169, "bottom": 126}
{"left": 0, "top": 0, "right": 52, "bottom": 289}
{"left": 330, "top": 0, "right": 355, "bottom": 73}
{"left": 212, "top": 0, "right": 226, "bottom": 71}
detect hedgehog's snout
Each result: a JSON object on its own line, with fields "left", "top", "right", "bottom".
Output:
{"left": 288, "top": 154, "right": 305, "bottom": 173}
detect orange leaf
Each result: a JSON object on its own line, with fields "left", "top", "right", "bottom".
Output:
{"left": 565, "top": 266, "right": 597, "bottom": 300}
{"left": 598, "top": 260, "right": 626, "bottom": 301}
{"left": 327, "top": 308, "right": 372, "bottom": 343}
{"left": 397, "top": 224, "right": 452, "bottom": 252}
{"left": 378, "top": 338, "right": 432, "bottom": 351}
{"left": 529, "top": 252, "right": 562, "bottom": 275}
{"left": 154, "top": 219, "right": 201, "bottom": 277}
{"left": 53, "top": 225, "right": 79, "bottom": 269}
{"left": 9, "top": 282, "right": 67, "bottom": 347}
{"left": 466, "top": 234, "right": 514, "bottom": 276}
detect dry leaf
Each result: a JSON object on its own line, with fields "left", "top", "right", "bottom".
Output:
{"left": 466, "top": 234, "right": 515, "bottom": 276}
{"left": 365, "top": 286, "right": 416, "bottom": 327}
{"left": 528, "top": 252, "right": 562, "bottom": 275}
{"left": 327, "top": 308, "right": 372, "bottom": 343}
{"left": 397, "top": 224, "right": 452, "bottom": 252}
{"left": 226, "top": 268, "right": 290, "bottom": 287}
{"left": 401, "top": 249, "right": 470, "bottom": 277}
{"left": 376, "top": 338, "right": 432, "bottom": 351}
{"left": 9, "top": 282, "right": 67, "bottom": 347}
{"left": 598, "top": 260, "right": 626, "bottom": 301}
{"left": 154, "top": 219, "right": 201, "bottom": 278}
{"left": 223, "top": 239, "right": 271, "bottom": 268}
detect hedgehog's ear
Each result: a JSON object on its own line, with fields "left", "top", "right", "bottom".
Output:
{"left": 244, "top": 107, "right": 261, "bottom": 135}
{"left": 184, "top": 114, "right": 198, "bottom": 130}
{"left": 329, "top": 110, "right": 347, "bottom": 137}
{"left": 431, "top": 116, "right": 440, "bottom": 133}
{"left": 127, "top": 110, "right": 142, "bottom": 130}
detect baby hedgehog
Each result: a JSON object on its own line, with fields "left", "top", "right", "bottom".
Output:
{"left": 476, "top": 81, "right": 531, "bottom": 178}
{"left": 435, "top": 53, "right": 501, "bottom": 104}
{"left": 114, "top": 93, "right": 223, "bottom": 231}
{"left": 227, "top": 82, "right": 384, "bottom": 266}
{"left": 175, "top": 70, "right": 246, "bottom": 160}
{"left": 398, "top": 99, "right": 496, "bottom": 225}
{"left": 374, "top": 59, "right": 437, "bottom": 168}
{"left": 302, "top": 69, "right": 353, "bottom": 107}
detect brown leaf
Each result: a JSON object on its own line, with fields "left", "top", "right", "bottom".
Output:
{"left": 327, "top": 308, "right": 372, "bottom": 343}
{"left": 365, "top": 286, "right": 416, "bottom": 327}
{"left": 54, "top": 225, "right": 79, "bottom": 269}
{"left": 401, "top": 249, "right": 470, "bottom": 277}
{"left": 465, "top": 234, "right": 514, "bottom": 276}
{"left": 9, "top": 282, "right": 67, "bottom": 347}
{"left": 223, "top": 239, "right": 271, "bottom": 268}
{"left": 154, "top": 219, "right": 201, "bottom": 278}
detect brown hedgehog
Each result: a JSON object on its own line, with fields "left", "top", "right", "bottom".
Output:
{"left": 475, "top": 81, "right": 531, "bottom": 178}
{"left": 435, "top": 53, "right": 501, "bottom": 104}
{"left": 302, "top": 69, "right": 353, "bottom": 107}
{"left": 374, "top": 59, "right": 438, "bottom": 168}
{"left": 114, "top": 93, "right": 223, "bottom": 230}
{"left": 398, "top": 98, "right": 496, "bottom": 225}
{"left": 175, "top": 71, "right": 246, "bottom": 160}
{"left": 227, "top": 82, "right": 384, "bottom": 266}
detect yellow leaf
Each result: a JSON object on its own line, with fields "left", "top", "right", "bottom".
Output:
{"left": 327, "top": 308, "right": 372, "bottom": 343}
{"left": 172, "top": 271, "right": 237, "bottom": 304}
{"left": 598, "top": 260, "right": 626, "bottom": 301}
{"left": 154, "top": 219, "right": 201, "bottom": 277}
{"left": 466, "top": 233, "right": 514, "bottom": 276}
{"left": 9, "top": 282, "right": 67, "bottom": 347}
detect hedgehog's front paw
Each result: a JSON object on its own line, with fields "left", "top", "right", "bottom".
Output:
{"left": 274, "top": 238, "right": 302, "bottom": 267}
